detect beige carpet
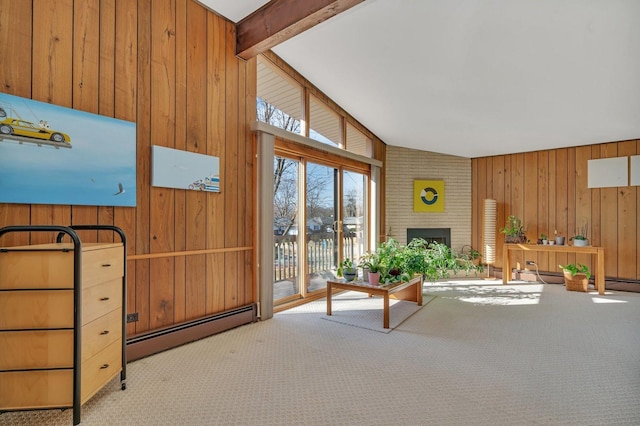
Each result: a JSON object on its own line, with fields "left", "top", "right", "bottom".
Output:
{"left": 3, "top": 280, "right": 640, "bottom": 425}
{"left": 320, "top": 291, "right": 436, "bottom": 333}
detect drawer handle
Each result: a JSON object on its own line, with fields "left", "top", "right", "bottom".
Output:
{"left": 100, "top": 297, "right": 110, "bottom": 301}
{"left": 102, "top": 263, "right": 112, "bottom": 267}
{"left": 100, "top": 364, "right": 110, "bottom": 369}
{"left": 100, "top": 330, "right": 110, "bottom": 335}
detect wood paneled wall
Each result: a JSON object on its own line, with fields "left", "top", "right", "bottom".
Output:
{"left": 0, "top": 0, "right": 256, "bottom": 337}
{"left": 472, "top": 140, "right": 640, "bottom": 282}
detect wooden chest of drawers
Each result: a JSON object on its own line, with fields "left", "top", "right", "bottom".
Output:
{"left": 0, "top": 225, "right": 127, "bottom": 425}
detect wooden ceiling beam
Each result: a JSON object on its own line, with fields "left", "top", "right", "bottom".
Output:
{"left": 236, "top": 0, "right": 364, "bottom": 60}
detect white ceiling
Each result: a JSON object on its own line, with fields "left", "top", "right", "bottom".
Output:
{"left": 198, "top": 0, "right": 640, "bottom": 158}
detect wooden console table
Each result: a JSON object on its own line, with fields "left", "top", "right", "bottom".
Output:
{"left": 503, "top": 243, "right": 605, "bottom": 295}
{"left": 326, "top": 275, "right": 423, "bottom": 329}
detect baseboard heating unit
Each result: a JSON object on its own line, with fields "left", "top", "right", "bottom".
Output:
{"left": 126, "top": 303, "right": 257, "bottom": 361}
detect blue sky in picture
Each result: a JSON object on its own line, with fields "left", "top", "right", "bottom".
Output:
{"left": 0, "top": 93, "right": 136, "bottom": 207}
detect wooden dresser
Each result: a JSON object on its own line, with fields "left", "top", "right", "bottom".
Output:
{"left": 0, "top": 225, "right": 127, "bottom": 425}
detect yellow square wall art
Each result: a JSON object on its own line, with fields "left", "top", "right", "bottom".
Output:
{"left": 414, "top": 180, "right": 445, "bottom": 212}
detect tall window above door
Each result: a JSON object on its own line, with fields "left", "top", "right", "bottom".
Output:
{"left": 257, "top": 56, "right": 303, "bottom": 134}
{"left": 309, "top": 94, "right": 340, "bottom": 147}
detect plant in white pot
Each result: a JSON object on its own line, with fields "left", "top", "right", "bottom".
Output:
{"left": 570, "top": 221, "right": 589, "bottom": 247}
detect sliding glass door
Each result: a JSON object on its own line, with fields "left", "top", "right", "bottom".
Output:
{"left": 342, "top": 170, "right": 367, "bottom": 268}
{"left": 305, "top": 162, "right": 339, "bottom": 294}
{"left": 273, "top": 154, "right": 369, "bottom": 305}
{"left": 273, "top": 156, "right": 300, "bottom": 303}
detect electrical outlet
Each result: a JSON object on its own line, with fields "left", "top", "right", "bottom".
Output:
{"left": 126, "top": 313, "right": 139, "bottom": 323}
{"left": 526, "top": 260, "right": 535, "bottom": 266}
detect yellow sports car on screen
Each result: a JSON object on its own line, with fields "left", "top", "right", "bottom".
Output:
{"left": 0, "top": 118, "right": 71, "bottom": 144}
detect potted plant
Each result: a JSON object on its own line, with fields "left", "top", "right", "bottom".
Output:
{"left": 361, "top": 252, "right": 382, "bottom": 286}
{"left": 337, "top": 257, "right": 358, "bottom": 282}
{"left": 559, "top": 263, "right": 591, "bottom": 292}
{"left": 500, "top": 215, "right": 527, "bottom": 244}
{"left": 570, "top": 221, "right": 589, "bottom": 247}
{"left": 374, "top": 238, "right": 409, "bottom": 284}
{"left": 554, "top": 229, "right": 565, "bottom": 246}
{"left": 540, "top": 233, "right": 547, "bottom": 245}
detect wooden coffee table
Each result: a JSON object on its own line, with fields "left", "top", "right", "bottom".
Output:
{"left": 326, "top": 275, "right": 423, "bottom": 329}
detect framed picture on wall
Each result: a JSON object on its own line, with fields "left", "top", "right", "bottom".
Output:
{"left": 413, "top": 180, "right": 445, "bottom": 212}
{"left": 151, "top": 145, "right": 220, "bottom": 192}
{"left": 0, "top": 92, "right": 136, "bottom": 207}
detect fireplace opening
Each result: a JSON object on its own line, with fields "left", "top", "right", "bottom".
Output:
{"left": 407, "top": 228, "right": 451, "bottom": 248}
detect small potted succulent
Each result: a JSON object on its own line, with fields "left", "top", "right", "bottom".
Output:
{"left": 570, "top": 221, "right": 589, "bottom": 247}
{"left": 337, "top": 257, "right": 358, "bottom": 282}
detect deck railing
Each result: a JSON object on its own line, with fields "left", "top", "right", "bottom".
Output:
{"left": 274, "top": 235, "right": 360, "bottom": 282}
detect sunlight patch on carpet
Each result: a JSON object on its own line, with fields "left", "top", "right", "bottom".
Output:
{"left": 321, "top": 291, "right": 435, "bottom": 333}
{"left": 424, "top": 282, "right": 544, "bottom": 306}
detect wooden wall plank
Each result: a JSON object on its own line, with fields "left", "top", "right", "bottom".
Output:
{"left": 574, "top": 146, "right": 592, "bottom": 269}
{"left": 32, "top": 0, "right": 73, "bottom": 106}
{"left": 590, "top": 145, "right": 601, "bottom": 248}
{"left": 183, "top": 0, "right": 208, "bottom": 320}
{"left": 148, "top": 0, "right": 176, "bottom": 328}
{"left": 245, "top": 57, "right": 257, "bottom": 303}
{"left": 554, "top": 148, "right": 568, "bottom": 269}
{"left": 237, "top": 53, "right": 249, "bottom": 305}
{"left": 73, "top": 0, "right": 100, "bottom": 112}
{"left": 114, "top": 0, "right": 139, "bottom": 336}
{"left": 173, "top": 0, "right": 188, "bottom": 323}
{"left": 547, "top": 150, "right": 557, "bottom": 269}
{"left": 224, "top": 20, "right": 239, "bottom": 310}
{"left": 133, "top": 0, "right": 152, "bottom": 334}
{"left": 599, "top": 143, "right": 617, "bottom": 277}
{"left": 206, "top": 12, "right": 227, "bottom": 314}
{"left": 71, "top": 0, "right": 101, "bottom": 243}
{"left": 30, "top": 0, "right": 74, "bottom": 243}
{"left": 566, "top": 148, "right": 576, "bottom": 266}
{"left": 617, "top": 141, "right": 637, "bottom": 279}
{"left": 0, "top": 0, "right": 32, "bottom": 246}
{"left": 510, "top": 153, "right": 525, "bottom": 269}
{"left": 99, "top": 0, "right": 116, "bottom": 118}
{"left": 536, "top": 151, "right": 549, "bottom": 270}
{"left": 523, "top": 152, "right": 538, "bottom": 266}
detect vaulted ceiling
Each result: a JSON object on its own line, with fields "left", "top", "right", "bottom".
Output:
{"left": 198, "top": 0, "right": 640, "bottom": 158}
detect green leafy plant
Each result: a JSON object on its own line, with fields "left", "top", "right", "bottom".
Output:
{"left": 337, "top": 257, "right": 355, "bottom": 277}
{"left": 571, "top": 221, "right": 589, "bottom": 241}
{"left": 540, "top": 233, "right": 547, "bottom": 240}
{"left": 500, "top": 215, "right": 527, "bottom": 243}
{"left": 370, "top": 238, "right": 483, "bottom": 284}
{"left": 359, "top": 251, "right": 381, "bottom": 273}
{"left": 500, "top": 215, "right": 524, "bottom": 237}
{"left": 559, "top": 263, "right": 591, "bottom": 279}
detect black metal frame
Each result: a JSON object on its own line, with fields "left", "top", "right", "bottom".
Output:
{"left": 0, "top": 225, "right": 127, "bottom": 425}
